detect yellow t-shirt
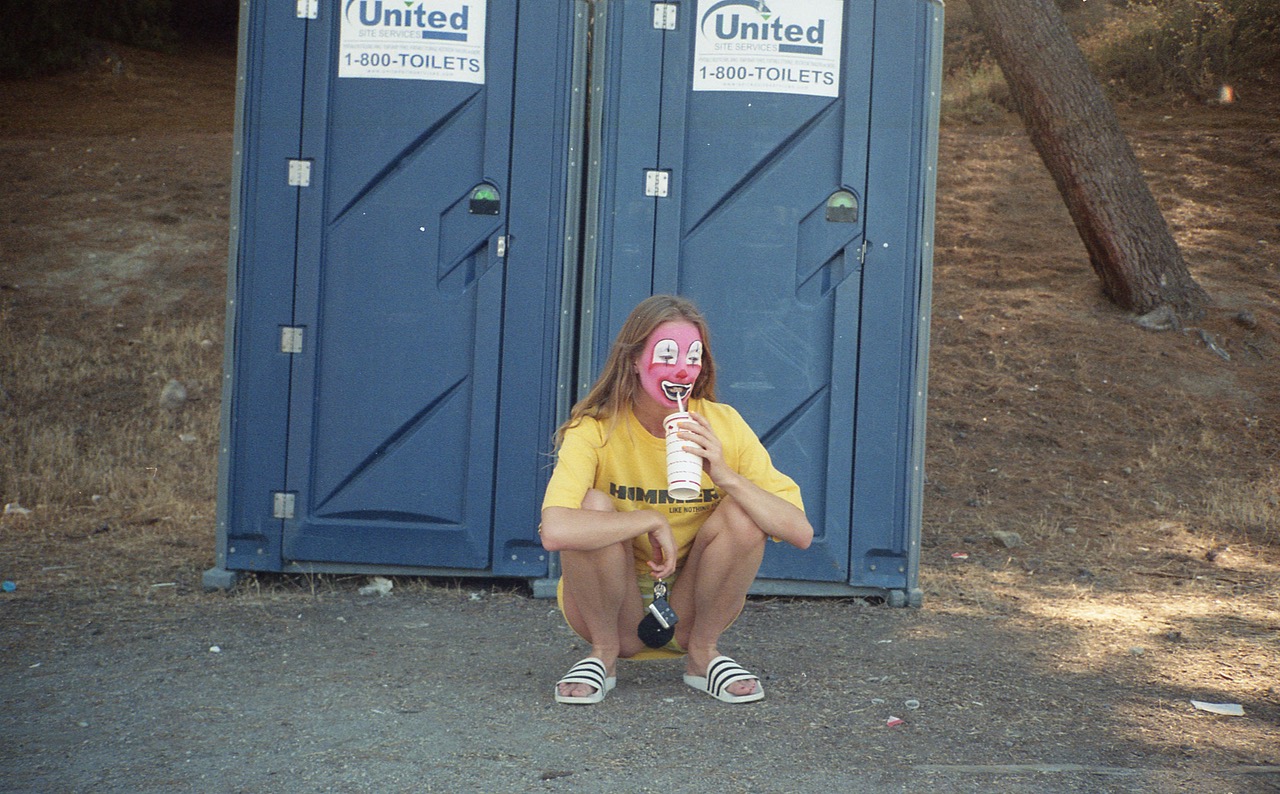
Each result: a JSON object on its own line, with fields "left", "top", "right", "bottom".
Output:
{"left": 541, "top": 398, "right": 804, "bottom": 577}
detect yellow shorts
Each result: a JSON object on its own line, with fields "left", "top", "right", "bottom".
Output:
{"left": 555, "top": 573, "right": 686, "bottom": 660}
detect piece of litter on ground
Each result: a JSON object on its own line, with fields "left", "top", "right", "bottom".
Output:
{"left": 876, "top": 639, "right": 893, "bottom": 644}
{"left": 886, "top": 716, "right": 905, "bottom": 728}
{"left": 1197, "top": 329, "right": 1231, "bottom": 361}
{"left": 209, "top": 645, "right": 222, "bottom": 653}
{"left": 4, "top": 502, "right": 32, "bottom": 516}
{"left": 358, "top": 576, "right": 393, "bottom": 596}
{"left": 904, "top": 699, "right": 921, "bottom": 710}
{"left": 1190, "top": 700, "right": 1244, "bottom": 716}
{"left": 951, "top": 552, "right": 969, "bottom": 560}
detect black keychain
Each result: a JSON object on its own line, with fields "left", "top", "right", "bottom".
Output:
{"left": 637, "top": 578, "right": 678, "bottom": 648}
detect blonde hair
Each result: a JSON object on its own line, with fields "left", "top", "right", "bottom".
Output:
{"left": 554, "top": 295, "right": 717, "bottom": 448}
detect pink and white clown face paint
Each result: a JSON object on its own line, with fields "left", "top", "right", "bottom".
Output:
{"left": 636, "top": 320, "right": 704, "bottom": 410}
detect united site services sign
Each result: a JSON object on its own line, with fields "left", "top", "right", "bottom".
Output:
{"left": 338, "top": 0, "right": 487, "bottom": 83}
{"left": 692, "top": 0, "right": 844, "bottom": 97}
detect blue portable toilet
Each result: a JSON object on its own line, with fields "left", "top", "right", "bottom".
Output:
{"left": 210, "top": 0, "right": 941, "bottom": 607}
{"left": 574, "top": 0, "right": 943, "bottom": 604}
{"left": 208, "top": 0, "right": 588, "bottom": 586}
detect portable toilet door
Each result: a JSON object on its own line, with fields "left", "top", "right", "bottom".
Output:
{"left": 579, "top": 0, "right": 942, "bottom": 601}
{"left": 213, "top": 0, "right": 585, "bottom": 581}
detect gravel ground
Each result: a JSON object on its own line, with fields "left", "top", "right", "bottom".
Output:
{"left": 3, "top": 585, "right": 1277, "bottom": 793}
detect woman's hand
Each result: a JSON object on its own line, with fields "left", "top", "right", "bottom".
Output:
{"left": 678, "top": 411, "right": 733, "bottom": 486}
{"left": 647, "top": 520, "right": 677, "bottom": 579}
{"left": 677, "top": 412, "right": 815, "bottom": 551}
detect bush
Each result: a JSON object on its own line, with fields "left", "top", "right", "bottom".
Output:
{"left": 1087, "top": 0, "right": 1280, "bottom": 97}
{"left": 0, "top": 0, "right": 176, "bottom": 77}
{"left": 942, "top": 0, "right": 1280, "bottom": 111}
{"left": 942, "top": 60, "right": 1014, "bottom": 124}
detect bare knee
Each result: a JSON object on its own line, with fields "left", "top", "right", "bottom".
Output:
{"left": 705, "top": 496, "right": 767, "bottom": 551}
{"left": 559, "top": 538, "right": 632, "bottom": 572}
{"left": 581, "top": 488, "right": 614, "bottom": 512}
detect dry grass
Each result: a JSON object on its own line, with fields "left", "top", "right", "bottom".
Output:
{"left": 0, "top": 310, "right": 222, "bottom": 599}
{"left": 918, "top": 117, "right": 1280, "bottom": 745}
{"left": 1, "top": 316, "right": 220, "bottom": 498}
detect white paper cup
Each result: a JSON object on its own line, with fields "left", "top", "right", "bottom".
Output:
{"left": 664, "top": 411, "right": 702, "bottom": 501}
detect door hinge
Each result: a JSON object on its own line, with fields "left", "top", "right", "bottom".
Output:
{"left": 296, "top": 0, "right": 319, "bottom": 19}
{"left": 653, "top": 3, "right": 678, "bottom": 30}
{"left": 272, "top": 492, "right": 296, "bottom": 520}
{"left": 288, "top": 159, "right": 312, "bottom": 187}
{"left": 280, "top": 326, "right": 304, "bottom": 354}
{"left": 859, "top": 240, "right": 869, "bottom": 265}
{"left": 644, "top": 170, "right": 670, "bottom": 198}
{"left": 496, "top": 235, "right": 508, "bottom": 258}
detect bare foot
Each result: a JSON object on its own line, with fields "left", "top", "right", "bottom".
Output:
{"left": 557, "top": 681, "right": 602, "bottom": 699}
{"left": 555, "top": 657, "right": 616, "bottom": 702}
{"left": 728, "top": 677, "right": 759, "bottom": 697}
{"left": 687, "top": 653, "right": 759, "bottom": 697}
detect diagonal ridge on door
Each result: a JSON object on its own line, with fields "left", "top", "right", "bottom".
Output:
{"left": 330, "top": 92, "right": 483, "bottom": 226}
{"left": 315, "top": 375, "right": 468, "bottom": 514}
{"left": 757, "top": 384, "right": 828, "bottom": 449}
{"left": 682, "top": 101, "right": 840, "bottom": 241}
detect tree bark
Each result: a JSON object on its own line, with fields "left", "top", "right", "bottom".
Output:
{"left": 967, "top": 0, "right": 1210, "bottom": 320}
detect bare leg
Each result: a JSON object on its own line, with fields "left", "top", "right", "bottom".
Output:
{"left": 669, "top": 496, "right": 767, "bottom": 697}
{"left": 557, "top": 490, "right": 647, "bottom": 699}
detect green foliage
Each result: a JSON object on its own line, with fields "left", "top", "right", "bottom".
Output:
{"left": 942, "top": 0, "right": 1280, "bottom": 114}
{"left": 940, "top": 0, "right": 1013, "bottom": 122}
{"left": 0, "top": 0, "right": 176, "bottom": 77}
{"left": 1087, "top": 0, "right": 1280, "bottom": 97}
{"left": 942, "top": 60, "right": 1013, "bottom": 124}
{"left": 86, "top": 0, "right": 177, "bottom": 49}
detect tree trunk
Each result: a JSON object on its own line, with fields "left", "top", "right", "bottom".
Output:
{"left": 967, "top": 0, "right": 1210, "bottom": 320}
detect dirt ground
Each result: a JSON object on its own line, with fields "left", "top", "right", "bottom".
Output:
{"left": 1, "top": 34, "right": 1278, "bottom": 793}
